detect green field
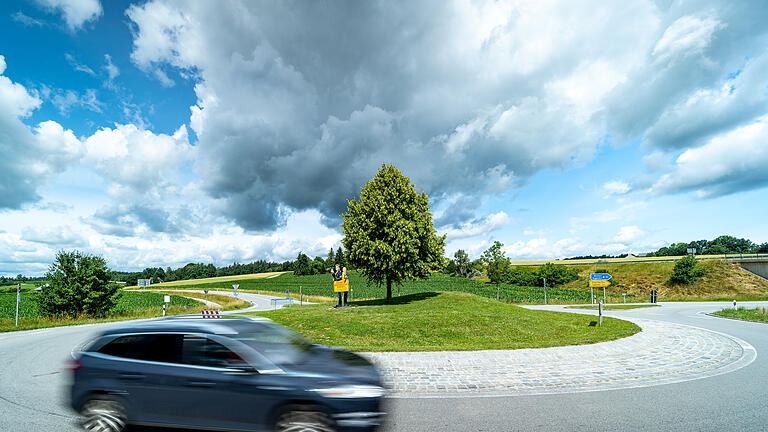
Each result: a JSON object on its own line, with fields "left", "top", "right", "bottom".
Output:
{"left": 153, "top": 272, "right": 287, "bottom": 287}
{"left": 247, "top": 292, "right": 640, "bottom": 351}
{"left": 712, "top": 307, "right": 768, "bottom": 323}
{"left": 161, "top": 271, "right": 632, "bottom": 304}
{"left": 0, "top": 291, "right": 205, "bottom": 332}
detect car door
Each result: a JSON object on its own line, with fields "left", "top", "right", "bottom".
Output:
{"left": 161, "top": 333, "right": 284, "bottom": 431}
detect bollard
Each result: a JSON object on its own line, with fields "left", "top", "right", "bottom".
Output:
{"left": 623, "top": 293, "right": 626, "bottom": 304}
{"left": 733, "top": 300, "right": 737, "bottom": 310}
{"left": 300, "top": 286, "right": 302, "bottom": 306}
{"left": 163, "top": 303, "right": 166, "bottom": 317}
{"left": 15, "top": 283, "right": 20, "bottom": 327}
{"left": 598, "top": 300, "right": 603, "bottom": 326}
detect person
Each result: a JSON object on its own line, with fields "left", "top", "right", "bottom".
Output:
{"left": 330, "top": 264, "right": 348, "bottom": 308}
{"left": 342, "top": 267, "right": 350, "bottom": 307}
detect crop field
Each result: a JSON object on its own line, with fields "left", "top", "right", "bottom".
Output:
{"left": 0, "top": 291, "right": 201, "bottom": 320}
{"left": 152, "top": 272, "right": 287, "bottom": 287}
{"left": 162, "top": 271, "right": 632, "bottom": 304}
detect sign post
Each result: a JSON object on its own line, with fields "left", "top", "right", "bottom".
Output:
{"left": 543, "top": 278, "right": 547, "bottom": 305}
{"left": 163, "top": 295, "right": 170, "bottom": 317}
{"left": 204, "top": 288, "right": 208, "bottom": 301}
{"left": 232, "top": 284, "right": 239, "bottom": 299}
{"left": 15, "top": 283, "right": 20, "bottom": 327}
{"left": 589, "top": 274, "right": 611, "bottom": 305}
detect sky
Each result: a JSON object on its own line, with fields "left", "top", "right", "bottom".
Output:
{"left": 1, "top": 0, "right": 768, "bottom": 276}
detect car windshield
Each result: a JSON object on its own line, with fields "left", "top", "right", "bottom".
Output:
{"left": 233, "top": 323, "right": 314, "bottom": 365}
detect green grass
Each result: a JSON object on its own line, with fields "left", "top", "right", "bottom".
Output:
{"left": 0, "top": 291, "right": 205, "bottom": 332}
{"left": 712, "top": 307, "right": 768, "bottom": 323}
{"left": 139, "top": 290, "right": 250, "bottom": 311}
{"left": 162, "top": 271, "right": 632, "bottom": 304}
{"left": 566, "top": 304, "right": 661, "bottom": 310}
{"left": 246, "top": 291, "right": 640, "bottom": 351}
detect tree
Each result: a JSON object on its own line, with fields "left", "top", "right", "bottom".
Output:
{"left": 538, "top": 263, "right": 579, "bottom": 286}
{"left": 327, "top": 248, "right": 336, "bottom": 267}
{"left": 669, "top": 254, "right": 706, "bottom": 284}
{"left": 481, "top": 241, "right": 510, "bottom": 301}
{"left": 294, "top": 252, "right": 314, "bottom": 276}
{"left": 342, "top": 164, "right": 445, "bottom": 302}
{"left": 453, "top": 249, "right": 471, "bottom": 278}
{"left": 336, "top": 246, "right": 345, "bottom": 267}
{"left": 37, "top": 250, "right": 119, "bottom": 317}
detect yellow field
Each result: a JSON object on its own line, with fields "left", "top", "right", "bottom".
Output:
{"left": 508, "top": 254, "right": 762, "bottom": 266}
{"left": 151, "top": 271, "right": 288, "bottom": 287}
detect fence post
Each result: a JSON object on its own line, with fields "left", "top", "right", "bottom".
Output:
{"left": 15, "top": 283, "right": 20, "bottom": 327}
{"left": 598, "top": 300, "right": 602, "bottom": 326}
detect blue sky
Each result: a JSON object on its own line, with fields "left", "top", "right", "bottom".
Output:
{"left": 1, "top": 0, "right": 768, "bottom": 276}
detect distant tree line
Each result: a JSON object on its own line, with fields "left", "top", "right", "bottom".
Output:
{"left": 117, "top": 247, "right": 349, "bottom": 286}
{"left": 0, "top": 275, "right": 48, "bottom": 286}
{"left": 646, "top": 235, "right": 768, "bottom": 257}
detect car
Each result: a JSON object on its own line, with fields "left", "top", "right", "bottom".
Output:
{"left": 67, "top": 314, "right": 386, "bottom": 432}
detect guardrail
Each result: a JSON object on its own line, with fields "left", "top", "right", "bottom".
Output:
{"left": 270, "top": 298, "right": 294, "bottom": 309}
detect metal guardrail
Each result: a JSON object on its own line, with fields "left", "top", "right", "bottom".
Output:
{"left": 270, "top": 298, "right": 294, "bottom": 309}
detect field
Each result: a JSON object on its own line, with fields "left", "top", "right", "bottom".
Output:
{"left": 509, "top": 254, "right": 768, "bottom": 266}
{"left": 0, "top": 291, "right": 205, "bottom": 332}
{"left": 712, "top": 307, "right": 768, "bottom": 323}
{"left": 247, "top": 292, "right": 640, "bottom": 351}
{"left": 560, "top": 260, "right": 768, "bottom": 301}
{"left": 158, "top": 271, "right": 632, "bottom": 304}
{"left": 138, "top": 290, "right": 249, "bottom": 311}
{"left": 153, "top": 272, "right": 287, "bottom": 287}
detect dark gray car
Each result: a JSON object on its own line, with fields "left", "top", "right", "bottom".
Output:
{"left": 68, "top": 315, "right": 385, "bottom": 432}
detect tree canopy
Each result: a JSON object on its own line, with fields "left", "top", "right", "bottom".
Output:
{"left": 342, "top": 164, "right": 445, "bottom": 301}
{"left": 37, "top": 250, "right": 119, "bottom": 317}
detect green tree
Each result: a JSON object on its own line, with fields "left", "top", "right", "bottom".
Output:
{"left": 342, "top": 164, "right": 445, "bottom": 302}
{"left": 327, "top": 248, "right": 336, "bottom": 267}
{"left": 669, "top": 254, "right": 706, "bottom": 284}
{"left": 336, "top": 246, "right": 345, "bottom": 267}
{"left": 453, "top": 249, "right": 471, "bottom": 278}
{"left": 481, "top": 241, "right": 510, "bottom": 301}
{"left": 37, "top": 250, "right": 119, "bottom": 317}
{"left": 539, "top": 263, "right": 579, "bottom": 286}
{"left": 294, "top": 252, "right": 314, "bottom": 276}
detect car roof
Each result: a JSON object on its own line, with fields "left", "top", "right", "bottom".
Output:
{"left": 100, "top": 315, "right": 274, "bottom": 337}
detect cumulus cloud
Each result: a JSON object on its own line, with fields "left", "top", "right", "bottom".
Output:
{"left": 603, "top": 180, "right": 631, "bottom": 197}
{"left": 650, "top": 115, "right": 768, "bottom": 198}
{"left": 613, "top": 225, "right": 645, "bottom": 242}
{"left": 125, "top": 0, "right": 658, "bottom": 230}
{"left": 35, "top": 0, "right": 101, "bottom": 31}
{"left": 0, "top": 56, "right": 82, "bottom": 209}
{"left": 443, "top": 211, "right": 515, "bottom": 240}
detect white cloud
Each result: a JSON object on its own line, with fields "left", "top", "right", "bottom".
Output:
{"left": 651, "top": 15, "right": 723, "bottom": 64}
{"left": 103, "top": 54, "right": 119, "bottom": 81}
{"left": 651, "top": 115, "right": 768, "bottom": 198}
{"left": 613, "top": 225, "right": 645, "bottom": 242}
{"left": 35, "top": 0, "right": 102, "bottom": 31}
{"left": 603, "top": 180, "right": 631, "bottom": 197}
{"left": 443, "top": 211, "right": 515, "bottom": 240}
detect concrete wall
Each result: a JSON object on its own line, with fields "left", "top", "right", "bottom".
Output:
{"left": 741, "top": 262, "right": 768, "bottom": 280}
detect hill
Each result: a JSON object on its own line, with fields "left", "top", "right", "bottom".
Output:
{"left": 560, "top": 260, "right": 768, "bottom": 301}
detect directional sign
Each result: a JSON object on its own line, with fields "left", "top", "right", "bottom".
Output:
{"left": 590, "top": 273, "right": 612, "bottom": 281}
{"left": 164, "top": 295, "right": 171, "bottom": 303}
{"left": 589, "top": 280, "right": 610, "bottom": 287}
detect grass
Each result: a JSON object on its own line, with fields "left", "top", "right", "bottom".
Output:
{"left": 560, "top": 260, "right": 768, "bottom": 301}
{"left": 0, "top": 283, "right": 39, "bottom": 293}
{"left": 245, "top": 291, "right": 640, "bottom": 352}
{"left": 153, "top": 272, "right": 287, "bottom": 287}
{"left": 161, "top": 271, "right": 632, "bottom": 304}
{"left": 0, "top": 291, "right": 207, "bottom": 332}
{"left": 712, "top": 307, "right": 768, "bottom": 323}
{"left": 566, "top": 304, "right": 661, "bottom": 310}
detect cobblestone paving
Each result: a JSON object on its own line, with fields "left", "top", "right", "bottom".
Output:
{"left": 362, "top": 319, "right": 754, "bottom": 397}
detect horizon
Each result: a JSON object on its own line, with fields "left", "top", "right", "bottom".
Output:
{"left": 2, "top": 1, "right": 768, "bottom": 276}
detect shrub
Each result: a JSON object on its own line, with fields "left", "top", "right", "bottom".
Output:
{"left": 539, "top": 263, "right": 579, "bottom": 286}
{"left": 669, "top": 254, "right": 705, "bottom": 284}
{"left": 506, "top": 267, "right": 542, "bottom": 286}
{"left": 37, "top": 251, "right": 120, "bottom": 317}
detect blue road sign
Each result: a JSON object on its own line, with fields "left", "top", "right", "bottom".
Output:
{"left": 590, "top": 273, "right": 612, "bottom": 281}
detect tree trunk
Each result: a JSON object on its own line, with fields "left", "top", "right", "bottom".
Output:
{"left": 386, "top": 277, "right": 392, "bottom": 302}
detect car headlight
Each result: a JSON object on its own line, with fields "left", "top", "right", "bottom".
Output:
{"left": 310, "top": 385, "right": 386, "bottom": 398}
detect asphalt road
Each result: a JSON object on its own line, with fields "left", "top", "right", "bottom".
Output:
{"left": 1, "top": 300, "right": 766, "bottom": 431}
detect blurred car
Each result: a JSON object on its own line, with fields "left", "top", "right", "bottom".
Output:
{"left": 67, "top": 314, "right": 385, "bottom": 432}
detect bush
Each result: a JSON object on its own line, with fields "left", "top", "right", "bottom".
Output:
{"left": 506, "top": 267, "right": 542, "bottom": 286}
{"left": 37, "top": 251, "right": 120, "bottom": 317}
{"left": 539, "top": 263, "right": 580, "bottom": 286}
{"left": 669, "top": 254, "right": 705, "bottom": 284}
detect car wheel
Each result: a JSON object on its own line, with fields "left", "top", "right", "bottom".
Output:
{"left": 275, "top": 406, "right": 335, "bottom": 432}
{"left": 81, "top": 396, "right": 127, "bottom": 432}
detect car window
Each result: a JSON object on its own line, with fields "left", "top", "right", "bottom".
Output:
{"left": 181, "top": 335, "right": 247, "bottom": 369}
{"left": 98, "top": 334, "right": 182, "bottom": 363}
